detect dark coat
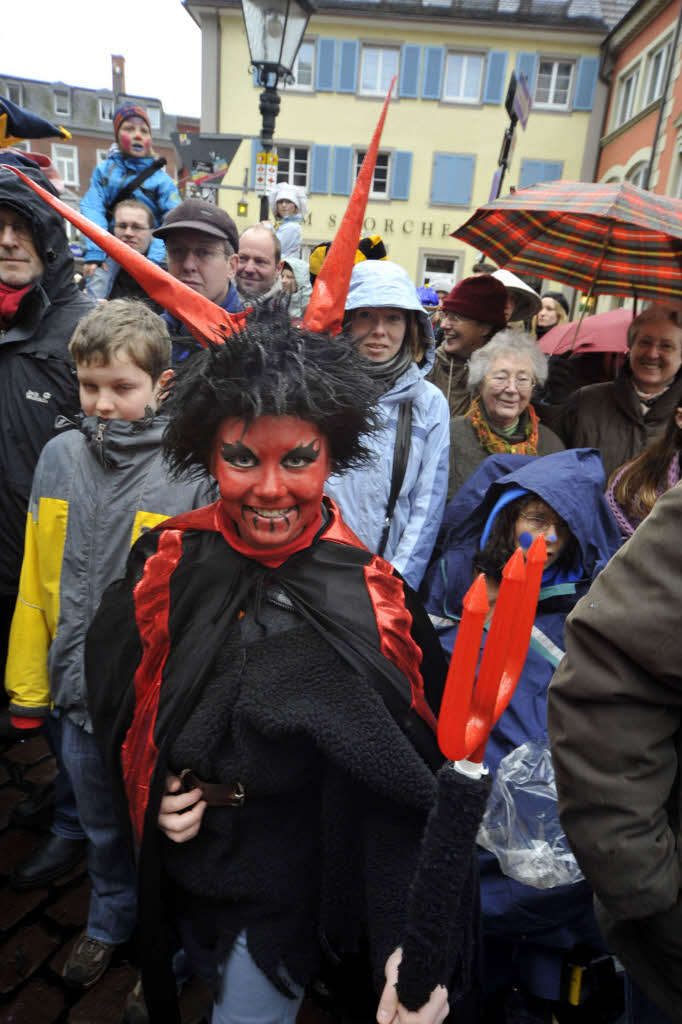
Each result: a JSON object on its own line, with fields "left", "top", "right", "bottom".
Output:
{"left": 425, "top": 345, "right": 471, "bottom": 417}
{"left": 0, "top": 166, "right": 93, "bottom": 596}
{"left": 86, "top": 499, "right": 461, "bottom": 1022}
{"left": 549, "top": 482, "right": 682, "bottom": 1019}
{"left": 556, "top": 360, "right": 682, "bottom": 479}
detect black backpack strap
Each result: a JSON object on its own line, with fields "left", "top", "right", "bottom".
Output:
{"left": 105, "top": 157, "right": 167, "bottom": 222}
{"left": 377, "top": 400, "right": 413, "bottom": 558}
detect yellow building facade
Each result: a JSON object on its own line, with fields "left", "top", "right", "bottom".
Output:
{"left": 186, "top": 0, "right": 615, "bottom": 284}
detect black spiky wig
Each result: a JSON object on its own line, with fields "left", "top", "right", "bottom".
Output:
{"left": 162, "top": 311, "right": 381, "bottom": 479}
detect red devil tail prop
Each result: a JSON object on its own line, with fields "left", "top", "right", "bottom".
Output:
{"left": 0, "top": 165, "right": 248, "bottom": 347}
{"left": 303, "top": 78, "right": 396, "bottom": 335}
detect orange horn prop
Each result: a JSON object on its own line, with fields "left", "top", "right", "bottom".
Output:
{"left": 1, "top": 164, "right": 249, "bottom": 346}
{"left": 303, "top": 77, "right": 396, "bottom": 335}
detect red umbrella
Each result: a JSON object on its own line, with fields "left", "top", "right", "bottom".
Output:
{"left": 538, "top": 307, "right": 633, "bottom": 355}
{"left": 452, "top": 180, "right": 682, "bottom": 304}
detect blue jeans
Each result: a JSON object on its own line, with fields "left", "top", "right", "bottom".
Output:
{"left": 625, "top": 975, "right": 673, "bottom": 1024}
{"left": 44, "top": 711, "right": 86, "bottom": 841}
{"left": 59, "top": 715, "right": 137, "bottom": 944}
{"left": 212, "top": 931, "right": 304, "bottom": 1024}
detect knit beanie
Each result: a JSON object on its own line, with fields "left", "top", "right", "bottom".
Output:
{"left": 442, "top": 275, "right": 507, "bottom": 329}
{"left": 113, "top": 105, "right": 151, "bottom": 139}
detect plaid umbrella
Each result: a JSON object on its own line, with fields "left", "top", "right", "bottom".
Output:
{"left": 452, "top": 180, "right": 682, "bottom": 304}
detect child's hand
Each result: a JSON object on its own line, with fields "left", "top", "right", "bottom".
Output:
{"left": 82, "top": 262, "right": 101, "bottom": 278}
{"left": 158, "top": 773, "right": 206, "bottom": 843}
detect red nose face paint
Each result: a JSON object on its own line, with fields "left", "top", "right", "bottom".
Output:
{"left": 211, "top": 415, "right": 331, "bottom": 550}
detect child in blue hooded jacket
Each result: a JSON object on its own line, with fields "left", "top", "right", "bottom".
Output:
{"left": 80, "top": 105, "right": 180, "bottom": 273}
{"left": 423, "top": 448, "right": 623, "bottom": 1022}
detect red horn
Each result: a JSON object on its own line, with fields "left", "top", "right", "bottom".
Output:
{"left": 1, "top": 164, "right": 248, "bottom": 346}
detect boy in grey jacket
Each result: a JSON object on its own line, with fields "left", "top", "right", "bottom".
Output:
{"left": 5, "top": 300, "right": 215, "bottom": 988}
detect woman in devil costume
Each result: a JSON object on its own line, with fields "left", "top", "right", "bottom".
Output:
{"left": 84, "top": 313, "right": 465, "bottom": 1024}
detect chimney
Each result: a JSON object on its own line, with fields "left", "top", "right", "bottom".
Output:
{"left": 111, "top": 55, "right": 126, "bottom": 98}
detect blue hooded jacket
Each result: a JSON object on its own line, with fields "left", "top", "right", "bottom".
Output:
{"left": 423, "top": 449, "right": 623, "bottom": 998}
{"left": 325, "top": 261, "right": 450, "bottom": 590}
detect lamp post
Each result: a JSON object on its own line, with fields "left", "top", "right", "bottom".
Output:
{"left": 241, "top": 0, "right": 316, "bottom": 220}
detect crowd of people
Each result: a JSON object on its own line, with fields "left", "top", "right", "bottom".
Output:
{"left": 2, "top": 101, "right": 682, "bottom": 1024}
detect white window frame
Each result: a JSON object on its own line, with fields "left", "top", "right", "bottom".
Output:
{"left": 615, "top": 65, "right": 640, "bottom": 127}
{"left": 644, "top": 39, "right": 671, "bottom": 106}
{"left": 442, "top": 51, "right": 484, "bottom": 105}
{"left": 96, "top": 148, "right": 110, "bottom": 164}
{"left": 5, "top": 82, "right": 22, "bottom": 105}
{"left": 420, "top": 252, "right": 459, "bottom": 285}
{"left": 146, "top": 106, "right": 161, "bottom": 131}
{"left": 359, "top": 46, "right": 400, "bottom": 98}
{"left": 275, "top": 144, "right": 310, "bottom": 188}
{"left": 286, "top": 39, "right": 315, "bottom": 91}
{"left": 51, "top": 143, "right": 79, "bottom": 187}
{"left": 626, "top": 161, "right": 648, "bottom": 188}
{"left": 54, "top": 89, "right": 70, "bottom": 117}
{"left": 99, "top": 98, "right": 114, "bottom": 122}
{"left": 533, "top": 58, "right": 575, "bottom": 110}
{"left": 355, "top": 149, "right": 391, "bottom": 198}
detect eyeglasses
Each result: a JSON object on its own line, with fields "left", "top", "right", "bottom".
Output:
{"left": 442, "top": 311, "right": 473, "bottom": 324}
{"left": 0, "top": 216, "right": 32, "bottom": 241}
{"left": 166, "top": 245, "right": 226, "bottom": 263}
{"left": 114, "top": 221, "right": 150, "bottom": 233}
{"left": 519, "top": 511, "right": 568, "bottom": 537}
{"left": 487, "top": 372, "right": 535, "bottom": 390}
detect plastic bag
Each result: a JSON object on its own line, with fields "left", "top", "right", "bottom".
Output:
{"left": 477, "top": 739, "right": 584, "bottom": 889}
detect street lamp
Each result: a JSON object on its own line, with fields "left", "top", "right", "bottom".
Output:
{"left": 241, "top": 0, "right": 316, "bottom": 219}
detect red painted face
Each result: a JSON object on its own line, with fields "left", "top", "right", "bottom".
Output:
{"left": 211, "top": 415, "right": 331, "bottom": 549}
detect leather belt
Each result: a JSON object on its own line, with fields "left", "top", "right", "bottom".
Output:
{"left": 179, "top": 768, "right": 245, "bottom": 807}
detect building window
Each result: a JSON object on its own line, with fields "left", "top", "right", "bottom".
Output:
{"left": 96, "top": 148, "right": 110, "bottom": 164}
{"left": 99, "top": 98, "right": 114, "bottom": 122}
{"left": 626, "top": 161, "right": 648, "bottom": 188}
{"left": 51, "top": 143, "right": 79, "bottom": 187}
{"left": 442, "top": 52, "right": 484, "bottom": 104}
{"left": 275, "top": 145, "right": 310, "bottom": 188}
{"left": 355, "top": 149, "right": 390, "bottom": 197}
{"left": 534, "top": 59, "right": 574, "bottom": 109}
{"left": 422, "top": 253, "right": 459, "bottom": 284}
{"left": 4, "top": 82, "right": 22, "bottom": 105}
{"left": 54, "top": 90, "right": 70, "bottom": 117}
{"left": 288, "top": 40, "right": 315, "bottom": 90}
{"left": 615, "top": 66, "right": 639, "bottom": 127}
{"left": 645, "top": 40, "right": 671, "bottom": 106}
{"left": 146, "top": 107, "right": 161, "bottom": 131}
{"left": 360, "top": 46, "right": 399, "bottom": 97}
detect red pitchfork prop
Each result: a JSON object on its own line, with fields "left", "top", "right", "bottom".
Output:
{"left": 395, "top": 535, "right": 547, "bottom": 1010}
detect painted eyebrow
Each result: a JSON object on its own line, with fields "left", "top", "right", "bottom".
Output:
{"left": 221, "top": 441, "right": 253, "bottom": 461}
{"left": 287, "top": 440, "right": 320, "bottom": 461}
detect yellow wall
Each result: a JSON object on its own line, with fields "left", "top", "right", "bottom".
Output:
{"left": 215, "top": 10, "right": 600, "bottom": 282}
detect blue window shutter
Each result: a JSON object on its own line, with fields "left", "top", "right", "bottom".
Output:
{"left": 337, "top": 40, "right": 359, "bottom": 93}
{"left": 331, "top": 146, "right": 353, "bottom": 195}
{"left": 250, "top": 138, "right": 260, "bottom": 189}
{"left": 573, "top": 56, "right": 599, "bottom": 111}
{"left": 399, "top": 45, "right": 421, "bottom": 98}
{"left": 430, "top": 153, "right": 475, "bottom": 205}
{"left": 390, "top": 151, "right": 412, "bottom": 200}
{"left": 515, "top": 52, "right": 538, "bottom": 93}
{"left": 252, "top": 67, "right": 276, "bottom": 87}
{"left": 421, "top": 46, "right": 445, "bottom": 100}
{"left": 316, "top": 39, "right": 337, "bottom": 92}
{"left": 483, "top": 50, "right": 508, "bottom": 104}
{"left": 310, "top": 145, "right": 331, "bottom": 194}
{"left": 519, "top": 159, "right": 563, "bottom": 189}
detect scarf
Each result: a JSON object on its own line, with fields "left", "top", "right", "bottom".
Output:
{"left": 467, "top": 395, "right": 539, "bottom": 455}
{"left": 605, "top": 452, "right": 681, "bottom": 539}
{"left": 0, "top": 281, "right": 31, "bottom": 329}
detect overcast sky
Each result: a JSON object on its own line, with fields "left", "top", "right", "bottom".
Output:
{"left": 4, "top": 0, "right": 203, "bottom": 117}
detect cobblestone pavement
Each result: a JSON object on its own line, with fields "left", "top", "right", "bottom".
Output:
{"left": 0, "top": 721, "right": 333, "bottom": 1024}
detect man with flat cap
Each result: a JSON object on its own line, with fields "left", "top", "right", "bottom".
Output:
{"left": 154, "top": 198, "right": 243, "bottom": 363}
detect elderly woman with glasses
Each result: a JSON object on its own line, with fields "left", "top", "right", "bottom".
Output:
{"left": 447, "top": 332, "right": 564, "bottom": 500}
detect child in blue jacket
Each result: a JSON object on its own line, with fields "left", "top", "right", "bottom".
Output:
{"left": 80, "top": 104, "right": 180, "bottom": 274}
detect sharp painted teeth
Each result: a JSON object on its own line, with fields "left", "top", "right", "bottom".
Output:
{"left": 251, "top": 507, "right": 294, "bottom": 518}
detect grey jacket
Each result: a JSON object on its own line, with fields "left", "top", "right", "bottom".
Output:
{"left": 548, "top": 483, "right": 682, "bottom": 1018}
{"left": 6, "top": 413, "right": 216, "bottom": 731}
